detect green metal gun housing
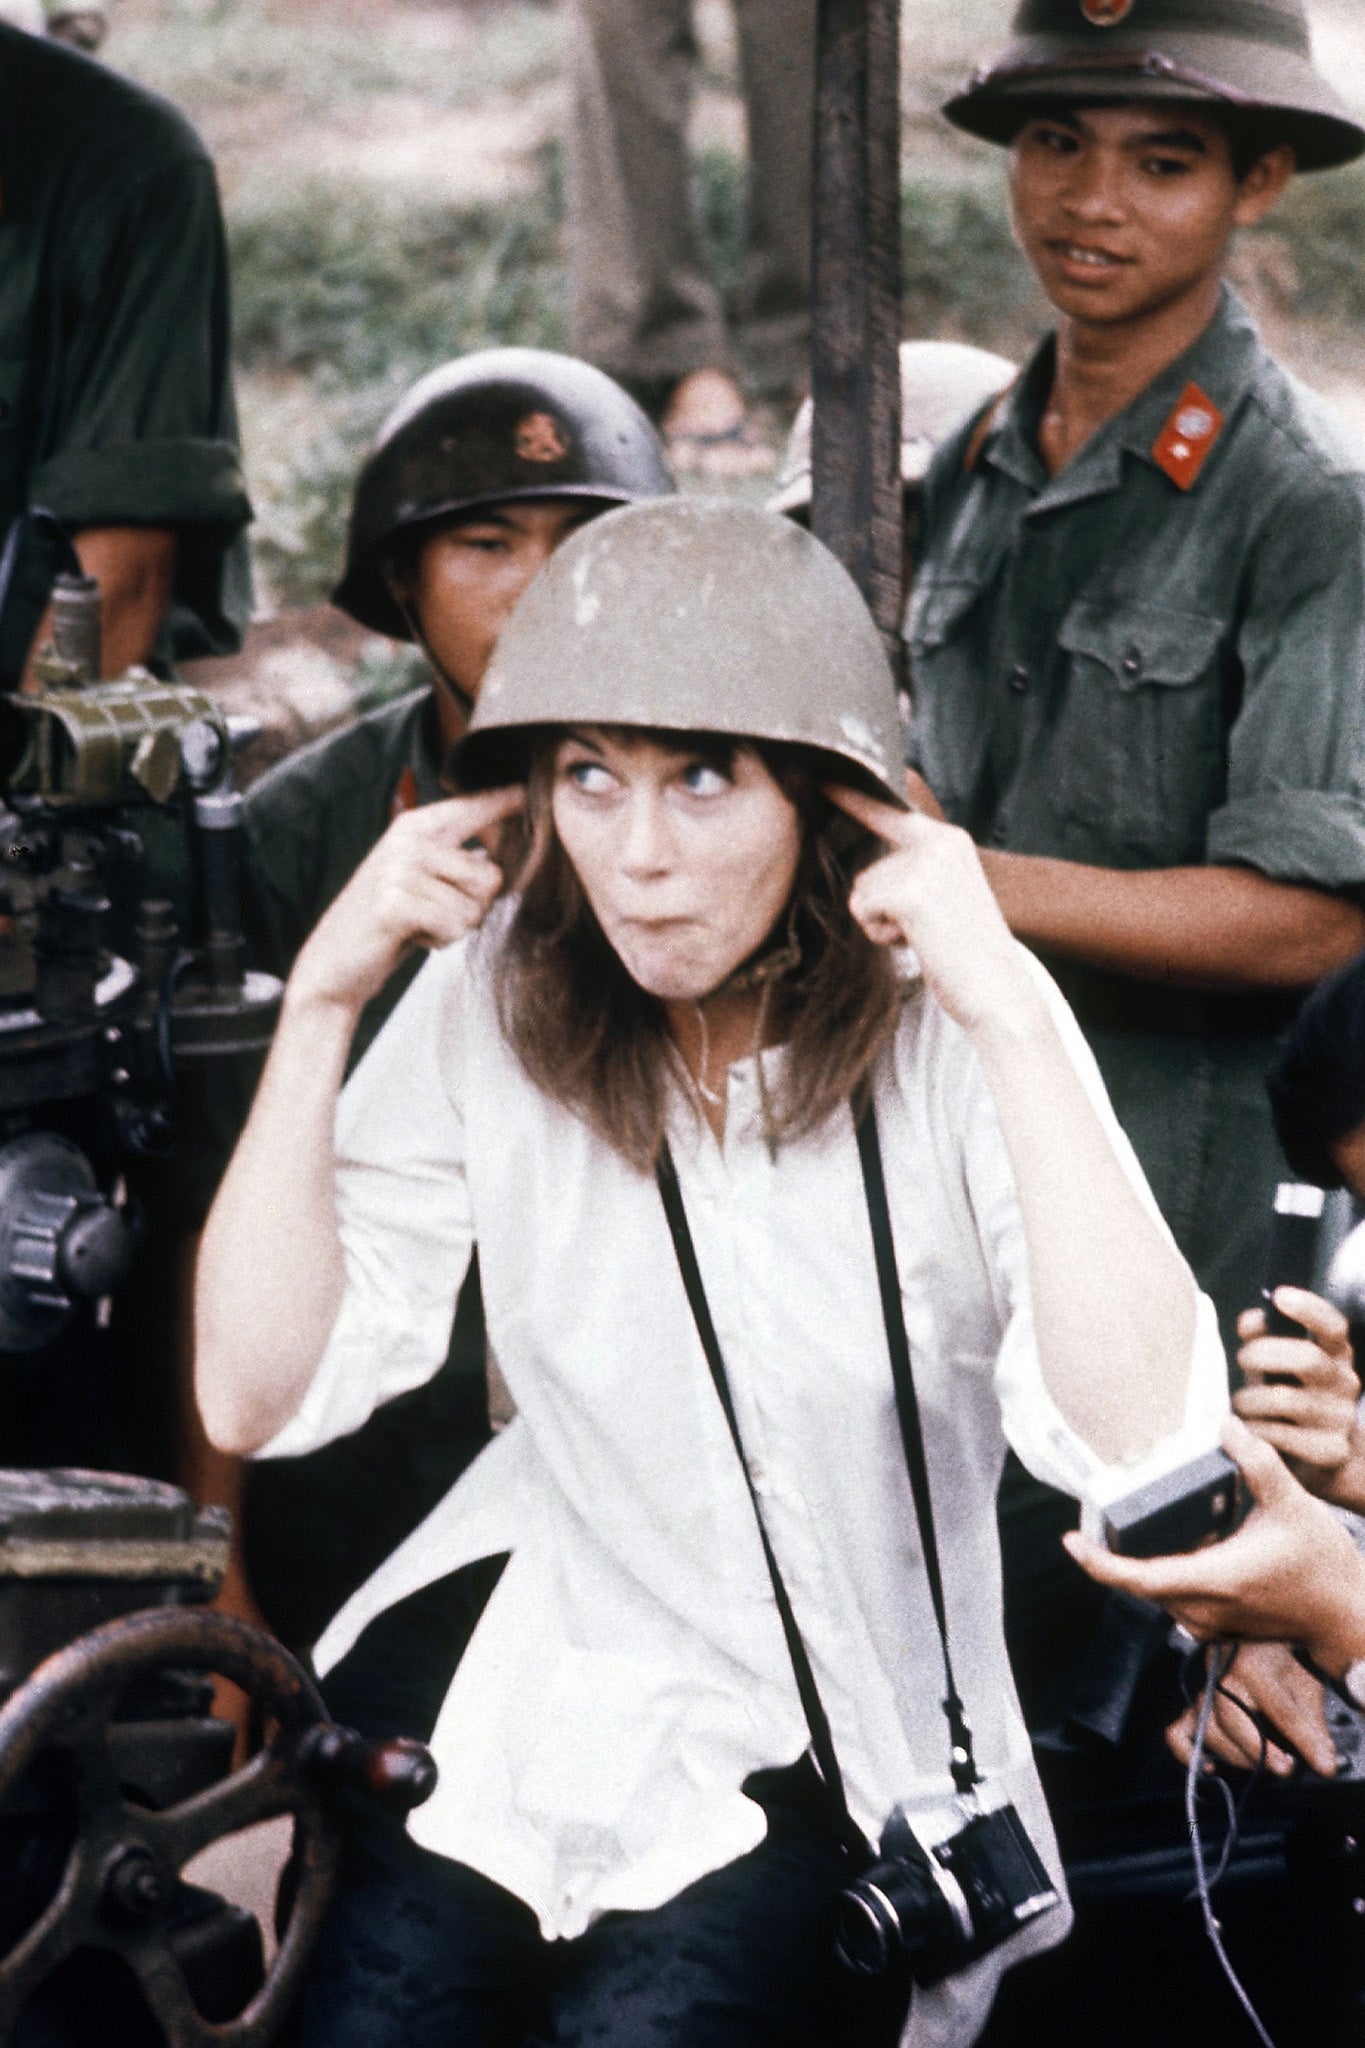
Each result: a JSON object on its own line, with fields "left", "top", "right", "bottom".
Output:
{"left": 4, "top": 672, "right": 228, "bottom": 809}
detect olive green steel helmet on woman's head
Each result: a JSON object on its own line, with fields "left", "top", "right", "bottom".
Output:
{"left": 944, "top": 0, "right": 1365, "bottom": 172}
{"left": 455, "top": 499, "right": 908, "bottom": 810}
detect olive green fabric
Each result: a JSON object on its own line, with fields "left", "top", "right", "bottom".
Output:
{"left": 908, "top": 284, "right": 1365, "bottom": 1345}
{"left": 233, "top": 687, "right": 493, "bottom": 1654}
{"left": 0, "top": 24, "right": 251, "bottom": 680}
{"left": 460, "top": 499, "right": 907, "bottom": 810}
{"left": 241, "top": 689, "right": 448, "bottom": 1060}
{"left": 944, "top": 0, "right": 1365, "bottom": 173}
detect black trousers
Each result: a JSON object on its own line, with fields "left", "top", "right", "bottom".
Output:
{"left": 300, "top": 1568, "right": 909, "bottom": 2047}
{"left": 292, "top": 1762, "right": 911, "bottom": 2048}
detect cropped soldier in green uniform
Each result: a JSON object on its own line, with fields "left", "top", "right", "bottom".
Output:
{"left": 0, "top": 21, "right": 250, "bottom": 687}
{"left": 908, "top": 0, "right": 1365, "bottom": 1742}
{"left": 231, "top": 350, "right": 674, "bottom": 1651}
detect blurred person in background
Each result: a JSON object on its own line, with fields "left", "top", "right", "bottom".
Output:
{"left": 564, "top": 0, "right": 813, "bottom": 476}
{"left": 0, "top": 19, "right": 249, "bottom": 690}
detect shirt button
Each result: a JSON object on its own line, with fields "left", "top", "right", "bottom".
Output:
{"left": 1122, "top": 647, "right": 1143, "bottom": 678}
{"left": 1007, "top": 664, "right": 1029, "bottom": 694}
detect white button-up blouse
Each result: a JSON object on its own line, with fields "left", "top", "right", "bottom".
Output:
{"left": 258, "top": 915, "right": 1228, "bottom": 2048}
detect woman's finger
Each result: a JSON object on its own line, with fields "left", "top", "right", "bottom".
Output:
{"left": 824, "top": 782, "right": 915, "bottom": 847}
{"left": 425, "top": 783, "right": 527, "bottom": 846}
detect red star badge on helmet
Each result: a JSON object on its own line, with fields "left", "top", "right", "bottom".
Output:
{"left": 514, "top": 412, "right": 571, "bottom": 463}
{"left": 1080, "top": 0, "right": 1135, "bottom": 23}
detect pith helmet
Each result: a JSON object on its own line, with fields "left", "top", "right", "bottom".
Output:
{"left": 769, "top": 341, "right": 1017, "bottom": 518}
{"left": 455, "top": 499, "right": 907, "bottom": 809}
{"left": 334, "top": 347, "right": 675, "bottom": 638}
{"left": 945, "top": 0, "right": 1365, "bottom": 173}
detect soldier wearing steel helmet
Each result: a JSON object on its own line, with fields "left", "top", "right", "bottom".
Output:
{"left": 904, "top": 0, "right": 1365, "bottom": 1744}
{"left": 208, "top": 350, "right": 674, "bottom": 1656}
{"left": 196, "top": 496, "right": 1222, "bottom": 2048}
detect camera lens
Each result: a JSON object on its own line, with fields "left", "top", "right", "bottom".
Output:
{"left": 835, "top": 1852, "right": 959, "bottom": 1980}
{"left": 835, "top": 1881, "right": 903, "bottom": 1977}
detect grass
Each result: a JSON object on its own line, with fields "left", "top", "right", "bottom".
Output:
{"left": 108, "top": 0, "right": 1365, "bottom": 611}
{"left": 234, "top": 142, "right": 1044, "bottom": 605}
{"left": 112, "top": 0, "right": 562, "bottom": 119}
{"left": 1256, "top": 161, "right": 1365, "bottom": 324}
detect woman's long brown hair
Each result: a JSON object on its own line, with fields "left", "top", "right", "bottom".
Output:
{"left": 491, "top": 730, "right": 904, "bottom": 1173}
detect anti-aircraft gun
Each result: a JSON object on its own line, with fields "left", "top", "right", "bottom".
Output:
{"left": 0, "top": 569, "right": 278, "bottom": 1410}
{"left": 0, "top": 569, "right": 436, "bottom": 2043}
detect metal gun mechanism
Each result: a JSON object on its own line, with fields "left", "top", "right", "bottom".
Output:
{"left": 0, "top": 1470, "right": 436, "bottom": 2048}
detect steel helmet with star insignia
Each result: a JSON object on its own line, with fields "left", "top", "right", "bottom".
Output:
{"left": 334, "top": 348, "right": 676, "bottom": 639}
{"left": 454, "top": 498, "right": 909, "bottom": 811}
{"left": 944, "top": 0, "right": 1365, "bottom": 173}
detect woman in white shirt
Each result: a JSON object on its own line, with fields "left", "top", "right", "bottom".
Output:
{"left": 196, "top": 500, "right": 1226, "bottom": 2048}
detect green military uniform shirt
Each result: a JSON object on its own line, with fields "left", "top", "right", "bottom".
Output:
{"left": 233, "top": 688, "right": 493, "bottom": 1654}
{"left": 909, "top": 285, "right": 1365, "bottom": 1349}
{"left": 0, "top": 24, "right": 251, "bottom": 680}
{"left": 242, "top": 687, "right": 447, "bottom": 1063}
{"left": 910, "top": 285, "right": 1365, "bottom": 1731}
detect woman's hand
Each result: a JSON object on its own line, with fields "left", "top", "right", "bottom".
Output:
{"left": 1234, "top": 1289, "right": 1363, "bottom": 1499}
{"left": 1167, "top": 1640, "right": 1337, "bottom": 1780}
{"left": 828, "top": 785, "right": 1041, "bottom": 1040}
{"left": 287, "top": 787, "right": 524, "bottom": 1019}
{"left": 1065, "top": 1418, "right": 1365, "bottom": 1677}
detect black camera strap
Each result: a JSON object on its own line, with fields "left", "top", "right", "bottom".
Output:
{"left": 655, "top": 1136, "right": 852, "bottom": 1824}
{"left": 853, "top": 1106, "right": 979, "bottom": 1796}
{"left": 656, "top": 1100, "right": 980, "bottom": 1819}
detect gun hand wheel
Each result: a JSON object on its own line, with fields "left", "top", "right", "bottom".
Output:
{"left": 0, "top": 1607, "right": 343, "bottom": 2048}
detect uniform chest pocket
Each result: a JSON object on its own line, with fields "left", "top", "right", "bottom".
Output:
{"left": 905, "top": 575, "right": 993, "bottom": 813}
{"left": 1055, "top": 600, "right": 1230, "bottom": 862}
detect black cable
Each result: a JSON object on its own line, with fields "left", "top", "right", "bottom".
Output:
{"left": 1185, "top": 1644, "right": 1276, "bottom": 2048}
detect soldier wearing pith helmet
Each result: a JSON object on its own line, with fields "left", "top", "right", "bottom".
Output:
{"left": 905, "top": 0, "right": 1365, "bottom": 1860}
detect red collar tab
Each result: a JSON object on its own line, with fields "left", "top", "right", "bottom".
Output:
{"left": 1152, "top": 384, "right": 1225, "bottom": 491}
{"left": 390, "top": 764, "right": 420, "bottom": 820}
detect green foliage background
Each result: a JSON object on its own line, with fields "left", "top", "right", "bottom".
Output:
{"left": 113, "top": 0, "right": 1365, "bottom": 609}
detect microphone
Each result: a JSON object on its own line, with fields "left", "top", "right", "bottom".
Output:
{"left": 1262, "top": 1182, "right": 1326, "bottom": 1339}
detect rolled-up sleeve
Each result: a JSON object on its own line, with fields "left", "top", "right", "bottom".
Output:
{"left": 1207, "top": 472, "right": 1365, "bottom": 890}
{"left": 963, "top": 957, "right": 1229, "bottom": 1504}
{"left": 255, "top": 943, "right": 477, "bottom": 1460}
{"left": 30, "top": 156, "right": 252, "bottom": 659}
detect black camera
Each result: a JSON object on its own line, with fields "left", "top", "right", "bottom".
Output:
{"left": 835, "top": 1800, "right": 1061, "bottom": 1987}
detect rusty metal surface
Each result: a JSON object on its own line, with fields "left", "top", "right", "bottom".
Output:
{"left": 0, "top": 1608, "right": 342, "bottom": 2048}
{"left": 810, "top": 0, "right": 904, "bottom": 670}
